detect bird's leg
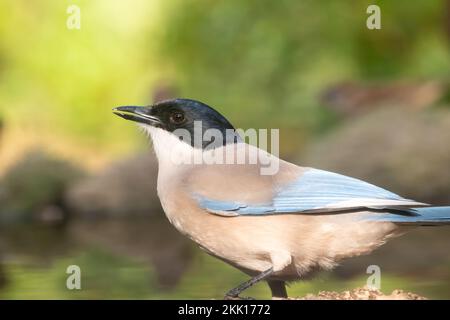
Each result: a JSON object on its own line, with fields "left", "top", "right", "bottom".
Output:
{"left": 225, "top": 268, "right": 274, "bottom": 299}
{"left": 267, "top": 280, "right": 287, "bottom": 299}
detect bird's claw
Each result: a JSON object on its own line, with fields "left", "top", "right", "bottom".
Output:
{"left": 224, "top": 294, "right": 255, "bottom": 300}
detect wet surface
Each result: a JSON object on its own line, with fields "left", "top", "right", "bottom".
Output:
{"left": 0, "top": 214, "right": 449, "bottom": 299}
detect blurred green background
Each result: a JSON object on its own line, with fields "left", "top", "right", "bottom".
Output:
{"left": 0, "top": 0, "right": 449, "bottom": 299}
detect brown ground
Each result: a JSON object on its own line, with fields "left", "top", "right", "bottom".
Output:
{"left": 291, "top": 287, "right": 426, "bottom": 300}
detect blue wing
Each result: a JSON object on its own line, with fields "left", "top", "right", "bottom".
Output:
{"left": 194, "top": 168, "right": 425, "bottom": 216}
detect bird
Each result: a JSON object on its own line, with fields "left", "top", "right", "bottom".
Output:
{"left": 113, "top": 98, "right": 450, "bottom": 299}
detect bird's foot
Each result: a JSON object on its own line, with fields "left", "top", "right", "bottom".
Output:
{"left": 224, "top": 268, "right": 274, "bottom": 300}
{"left": 224, "top": 294, "right": 255, "bottom": 300}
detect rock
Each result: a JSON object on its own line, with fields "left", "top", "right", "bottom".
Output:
{"left": 321, "top": 81, "right": 447, "bottom": 117}
{"left": 0, "top": 149, "right": 84, "bottom": 223}
{"left": 65, "top": 152, "right": 161, "bottom": 217}
{"left": 37, "top": 205, "right": 65, "bottom": 224}
{"left": 294, "top": 287, "right": 426, "bottom": 300}
{"left": 303, "top": 107, "right": 450, "bottom": 205}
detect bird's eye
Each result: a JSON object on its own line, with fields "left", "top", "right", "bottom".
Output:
{"left": 170, "top": 111, "right": 185, "bottom": 124}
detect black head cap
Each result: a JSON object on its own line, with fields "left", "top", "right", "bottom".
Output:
{"left": 113, "top": 98, "right": 240, "bottom": 149}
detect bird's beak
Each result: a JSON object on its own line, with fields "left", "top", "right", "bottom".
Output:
{"left": 112, "top": 106, "right": 162, "bottom": 126}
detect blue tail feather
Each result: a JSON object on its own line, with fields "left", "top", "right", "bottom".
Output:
{"left": 368, "top": 206, "right": 450, "bottom": 225}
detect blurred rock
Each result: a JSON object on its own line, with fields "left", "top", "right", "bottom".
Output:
{"left": 0, "top": 149, "right": 84, "bottom": 223}
{"left": 65, "top": 153, "right": 161, "bottom": 217}
{"left": 303, "top": 107, "right": 450, "bottom": 205}
{"left": 321, "top": 81, "right": 447, "bottom": 117}
{"left": 37, "top": 205, "right": 65, "bottom": 224}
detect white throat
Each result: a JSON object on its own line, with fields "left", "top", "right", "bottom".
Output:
{"left": 140, "top": 124, "right": 280, "bottom": 176}
{"left": 141, "top": 125, "right": 197, "bottom": 170}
